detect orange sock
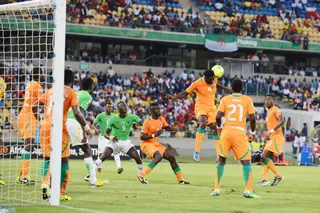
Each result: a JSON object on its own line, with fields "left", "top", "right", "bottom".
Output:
{"left": 214, "top": 165, "right": 224, "bottom": 190}
{"left": 243, "top": 165, "right": 253, "bottom": 192}
{"left": 194, "top": 128, "right": 205, "bottom": 153}
{"left": 262, "top": 165, "right": 269, "bottom": 180}
{"left": 265, "top": 158, "right": 281, "bottom": 178}
{"left": 213, "top": 136, "right": 220, "bottom": 156}
{"left": 140, "top": 162, "right": 155, "bottom": 178}
{"left": 43, "top": 168, "right": 50, "bottom": 185}
{"left": 173, "top": 166, "right": 183, "bottom": 182}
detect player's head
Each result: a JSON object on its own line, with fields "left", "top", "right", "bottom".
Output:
{"left": 32, "top": 67, "right": 45, "bottom": 82}
{"left": 81, "top": 77, "right": 94, "bottom": 94}
{"left": 203, "top": 69, "right": 214, "bottom": 85}
{"left": 64, "top": 69, "right": 74, "bottom": 86}
{"left": 105, "top": 101, "right": 113, "bottom": 114}
{"left": 117, "top": 101, "right": 127, "bottom": 114}
{"left": 231, "top": 78, "right": 243, "bottom": 93}
{"left": 149, "top": 103, "right": 161, "bottom": 118}
{"left": 265, "top": 93, "right": 275, "bottom": 108}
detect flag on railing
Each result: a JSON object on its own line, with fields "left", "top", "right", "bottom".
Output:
{"left": 205, "top": 34, "right": 238, "bottom": 52}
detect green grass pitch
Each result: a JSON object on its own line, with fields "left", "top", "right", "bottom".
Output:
{"left": 1, "top": 158, "right": 319, "bottom": 213}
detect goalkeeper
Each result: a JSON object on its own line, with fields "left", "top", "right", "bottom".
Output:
{"left": 165, "top": 69, "right": 231, "bottom": 163}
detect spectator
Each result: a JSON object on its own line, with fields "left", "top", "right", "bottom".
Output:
{"left": 107, "top": 66, "right": 115, "bottom": 77}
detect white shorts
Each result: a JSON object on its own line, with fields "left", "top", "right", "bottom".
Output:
{"left": 66, "top": 118, "right": 88, "bottom": 146}
{"left": 106, "top": 139, "right": 134, "bottom": 155}
{"left": 98, "top": 135, "right": 109, "bottom": 154}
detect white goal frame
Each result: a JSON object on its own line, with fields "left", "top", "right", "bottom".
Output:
{"left": 0, "top": 0, "right": 66, "bottom": 206}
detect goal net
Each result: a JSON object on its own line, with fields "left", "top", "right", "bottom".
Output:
{"left": 0, "top": 0, "right": 66, "bottom": 206}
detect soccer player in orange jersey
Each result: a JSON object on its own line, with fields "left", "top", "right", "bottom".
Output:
{"left": 34, "top": 69, "right": 93, "bottom": 201}
{"left": 256, "top": 94, "right": 285, "bottom": 187}
{"left": 165, "top": 70, "right": 231, "bottom": 162}
{"left": 17, "top": 67, "right": 44, "bottom": 184}
{"left": 212, "top": 78, "right": 260, "bottom": 199}
{"left": 137, "top": 103, "right": 190, "bottom": 184}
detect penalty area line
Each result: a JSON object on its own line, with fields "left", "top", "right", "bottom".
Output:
{"left": 60, "top": 205, "right": 109, "bottom": 213}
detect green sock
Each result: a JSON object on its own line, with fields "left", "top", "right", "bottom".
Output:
{"left": 40, "top": 161, "right": 50, "bottom": 178}
{"left": 60, "top": 164, "right": 70, "bottom": 188}
{"left": 216, "top": 165, "right": 224, "bottom": 186}
{"left": 147, "top": 162, "right": 156, "bottom": 169}
{"left": 243, "top": 164, "right": 253, "bottom": 191}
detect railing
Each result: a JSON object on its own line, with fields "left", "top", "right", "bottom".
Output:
{"left": 66, "top": 54, "right": 194, "bottom": 69}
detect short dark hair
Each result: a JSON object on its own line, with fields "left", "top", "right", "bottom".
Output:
{"left": 117, "top": 101, "right": 126, "bottom": 106}
{"left": 32, "top": 67, "right": 42, "bottom": 80}
{"left": 105, "top": 100, "right": 112, "bottom": 105}
{"left": 150, "top": 103, "right": 159, "bottom": 107}
{"left": 204, "top": 69, "right": 214, "bottom": 78}
{"left": 267, "top": 93, "right": 276, "bottom": 100}
{"left": 80, "top": 77, "right": 93, "bottom": 91}
{"left": 64, "top": 69, "right": 74, "bottom": 85}
{"left": 231, "top": 78, "right": 243, "bottom": 93}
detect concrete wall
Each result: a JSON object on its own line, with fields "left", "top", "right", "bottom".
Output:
{"left": 65, "top": 61, "right": 318, "bottom": 82}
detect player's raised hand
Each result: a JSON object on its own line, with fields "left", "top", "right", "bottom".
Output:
{"left": 165, "top": 94, "right": 173, "bottom": 100}
{"left": 154, "top": 129, "right": 164, "bottom": 137}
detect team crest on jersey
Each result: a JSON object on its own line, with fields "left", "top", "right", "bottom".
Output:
{"left": 208, "top": 87, "right": 212, "bottom": 92}
{"left": 116, "top": 121, "right": 120, "bottom": 125}
{"left": 127, "top": 120, "right": 130, "bottom": 123}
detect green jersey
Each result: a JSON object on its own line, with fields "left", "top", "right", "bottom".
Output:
{"left": 94, "top": 112, "right": 114, "bottom": 136}
{"left": 68, "top": 90, "right": 92, "bottom": 120}
{"left": 107, "top": 113, "right": 141, "bottom": 140}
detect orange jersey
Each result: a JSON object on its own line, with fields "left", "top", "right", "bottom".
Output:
{"left": 141, "top": 116, "right": 168, "bottom": 143}
{"left": 39, "top": 86, "right": 79, "bottom": 126}
{"left": 266, "top": 106, "right": 282, "bottom": 135}
{"left": 218, "top": 94, "right": 255, "bottom": 130}
{"left": 19, "top": 81, "right": 43, "bottom": 114}
{"left": 186, "top": 77, "right": 218, "bottom": 110}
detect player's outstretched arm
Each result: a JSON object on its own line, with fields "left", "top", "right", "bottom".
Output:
{"left": 72, "top": 106, "right": 93, "bottom": 136}
{"left": 32, "top": 100, "right": 44, "bottom": 122}
{"left": 217, "top": 83, "right": 232, "bottom": 93}
{"left": 248, "top": 113, "right": 256, "bottom": 133}
{"left": 140, "top": 130, "right": 163, "bottom": 140}
{"left": 163, "top": 121, "right": 179, "bottom": 131}
{"left": 216, "top": 111, "right": 224, "bottom": 128}
{"left": 165, "top": 91, "right": 189, "bottom": 101}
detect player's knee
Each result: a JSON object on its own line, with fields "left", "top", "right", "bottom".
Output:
{"left": 199, "top": 123, "right": 206, "bottom": 130}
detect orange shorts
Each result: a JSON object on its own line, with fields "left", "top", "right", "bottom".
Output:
{"left": 264, "top": 133, "right": 285, "bottom": 156}
{"left": 219, "top": 128, "right": 251, "bottom": 160}
{"left": 140, "top": 142, "right": 167, "bottom": 159}
{"left": 40, "top": 120, "right": 70, "bottom": 158}
{"left": 195, "top": 106, "right": 216, "bottom": 125}
{"left": 17, "top": 113, "right": 37, "bottom": 140}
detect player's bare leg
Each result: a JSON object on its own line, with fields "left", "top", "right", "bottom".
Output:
{"left": 138, "top": 151, "right": 163, "bottom": 184}
{"left": 208, "top": 122, "right": 220, "bottom": 162}
{"left": 17, "top": 138, "right": 35, "bottom": 185}
{"left": 60, "top": 157, "right": 71, "bottom": 201}
{"left": 80, "top": 143, "right": 103, "bottom": 187}
{"left": 125, "top": 147, "right": 145, "bottom": 183}
{"left": 163, "top": 150, "right": 190, "bottom": 184}
{"left": 194, "top": 115, "right": 207, "bottom": 162}
{"left": 211, "top": 156, "right": 226, "bottom": 196}
{"left": 0, "top": 136, "right": 5, "bottom": 186}
{"left": 241, "top": 160, "right": 260, "bottom": 198}
{"left": 257, "top": 150, "right": 283, "bottom": 187}
{"left": 95, "top": 147, "right": 114, "bottom": 173}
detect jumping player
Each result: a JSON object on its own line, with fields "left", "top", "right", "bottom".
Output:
{"left": 165, "top": 69, "right": 231, "bottom": 162}
{"left": 67, "top": 77, "right": 104, "bottom": 187}
{"left": 95, "top": 101, "right": 144, "bottom": 178}
{"left": 256, "top": 94, "right": 285, "bottom": 187}
{"left": 138, "top": 103, "right": 190, "bottom": 184}
{"left": 212, "top": 78, "right": 260, "bottom": 199}
{"left": 93, "top": 101, "right": 123, "bottom": 174}
{"left": 17, "top": 67, "right": 44, "bottom": 184}
{"left": 35, "top": 69, "right": 93, "bottom": 201}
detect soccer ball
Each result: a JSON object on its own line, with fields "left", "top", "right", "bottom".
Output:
{"left": 0, "top": 77, "right": 6, "bottom": 101}
{"left": 211, "top": 65, "right": 224, "bottom": 79}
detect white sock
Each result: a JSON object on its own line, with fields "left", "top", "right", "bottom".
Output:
{"left": 137, "top": 164, "right": 143, "bottom": 175}
{"left": 95, "top": 158, "right": 102, "bottom": 166}
{"left": 114, "top": 154, "right": 121, "bottom": 169}
{"left": 84, "top": 157, "right": 96, "bottom": 185}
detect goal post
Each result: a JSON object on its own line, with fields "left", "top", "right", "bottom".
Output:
{"left": 0, "top": 0, "right": 66, "bottom": 206}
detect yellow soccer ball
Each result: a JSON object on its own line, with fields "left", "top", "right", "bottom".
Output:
{"left": 0, "top": 77, "right": 6, "bottom": 101}
{"left": 211, "top": 65, "right": 224, "bottom": 79}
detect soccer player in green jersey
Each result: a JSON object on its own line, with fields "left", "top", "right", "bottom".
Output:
{"left": 67, "top": 77, "right": 103, "bottom": 187}
{"left": 93, "top": 101, "right": 123, "bottom": 174}
{"left": 95, "top": 101, "right": 144, "bottom": 177}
